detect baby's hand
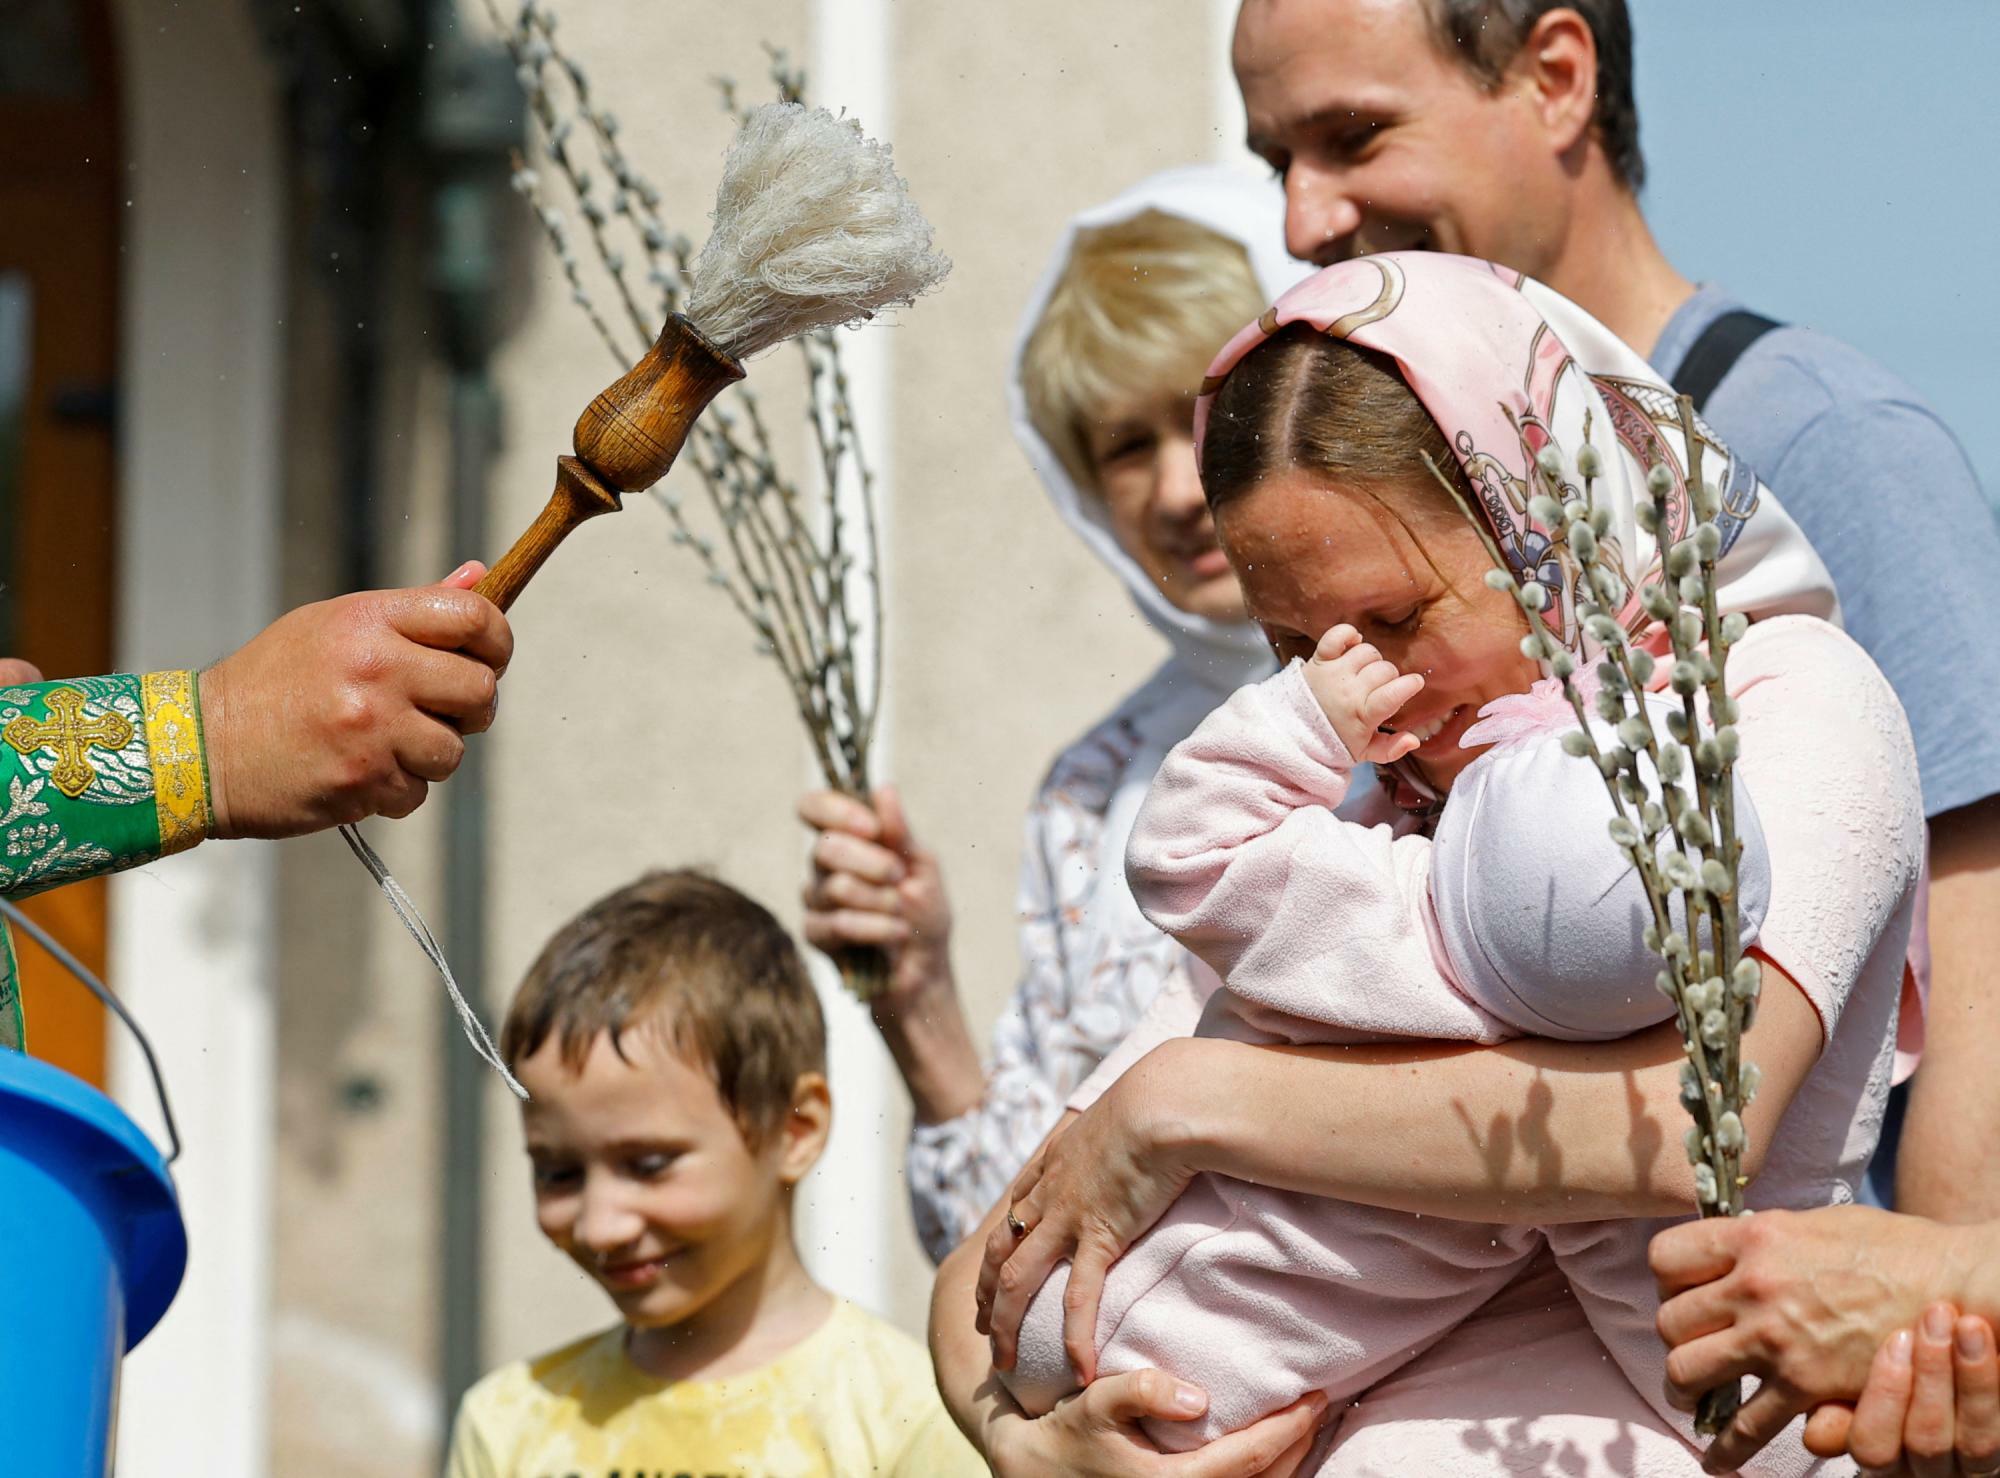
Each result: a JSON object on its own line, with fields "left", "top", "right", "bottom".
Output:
{"left": 1303, "top": 625, "right": 1426, "bottom": 766}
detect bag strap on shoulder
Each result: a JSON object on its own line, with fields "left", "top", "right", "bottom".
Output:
{"left": 1669, "top": 308, "right": 1783, "bottom": 412}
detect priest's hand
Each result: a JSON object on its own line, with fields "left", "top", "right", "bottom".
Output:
{"left": 0, "top": 658, "right": 44, "bottom": 686}
{"left": 199, "top": 561, "right": 511, "bottom": 838}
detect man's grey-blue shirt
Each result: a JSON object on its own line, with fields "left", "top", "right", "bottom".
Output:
{"left": 1652, "top": 285, "right": 2000, "bottom": 821}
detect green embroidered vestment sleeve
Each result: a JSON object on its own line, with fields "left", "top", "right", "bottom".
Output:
{"left": 0, "top": 671, "right": 212, "bottom": 1051}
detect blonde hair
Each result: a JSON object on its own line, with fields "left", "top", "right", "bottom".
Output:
{"left": 1022, "top": 209, "right": 1264, "bottom": 493}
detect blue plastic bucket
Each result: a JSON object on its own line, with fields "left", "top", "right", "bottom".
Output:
{"left": 0, "top": 1049, "right": 187, "bottom": 1477}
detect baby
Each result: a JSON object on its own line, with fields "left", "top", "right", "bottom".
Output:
{"left": 1001, "top": 623, "right": 1771, "bottom": 1451}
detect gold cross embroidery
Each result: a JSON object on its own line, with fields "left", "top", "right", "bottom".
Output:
{"left": 3, "top": 687, "right": 135, "bottom": 799}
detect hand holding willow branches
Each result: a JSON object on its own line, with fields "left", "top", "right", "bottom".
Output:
{"left": 799, "top": 784, "right": 956, "bottom": 1000}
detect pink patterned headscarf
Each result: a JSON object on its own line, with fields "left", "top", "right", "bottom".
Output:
{"left": 1192, "top": 253, "right": 1839, "bottom": 666}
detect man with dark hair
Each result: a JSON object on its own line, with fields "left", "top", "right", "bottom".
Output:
{"left": 1424, "top": 0, "right": 1646, "bottom": 191}
{"left": 1234, "top": 0, "right": 2000, "bottom": 1226}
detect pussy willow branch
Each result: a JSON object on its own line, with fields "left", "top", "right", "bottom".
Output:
{"left": 1426, "top": 399, "right": 1757, "bottom": 1438}
{"left": 488, "top": 1, "right": 888, "bottom": 990}
{"left": 1676, "top": 400, "right": 1754, "bottom": 1109}
{"left": 487, "top": 1, "right": 882, "bottom": 797}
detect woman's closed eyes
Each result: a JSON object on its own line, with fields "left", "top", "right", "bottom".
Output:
{"left": 1260, "top": 626, "right": 1316, "bottom": 665}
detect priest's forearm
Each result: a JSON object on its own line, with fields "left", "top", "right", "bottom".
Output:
{"left": 0, "top": 670, "right": 212, "bottom": 898}
{"left": 0, "top": 670, "right": 212, "bottom": 1051}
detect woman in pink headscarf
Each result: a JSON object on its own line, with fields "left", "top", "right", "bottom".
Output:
{"left": 930, "top": 255, "right": 1928, "bottom": 1477}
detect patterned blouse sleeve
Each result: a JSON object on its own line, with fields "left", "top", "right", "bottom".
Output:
{"left": 905, "top": 744, "right": 1184, "bottom": 1263}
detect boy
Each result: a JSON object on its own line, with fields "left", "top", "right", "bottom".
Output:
{"left": 446, "top": 869, "right": 981, "bottom": 1476}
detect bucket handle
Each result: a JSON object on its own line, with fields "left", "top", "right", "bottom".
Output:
{"left": 0, "top": 898, "right": 182, "bottom": 1164}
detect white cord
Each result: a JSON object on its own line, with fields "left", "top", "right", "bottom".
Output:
{"left": 338, "top": 821, "right": 528, "bottom": 1100}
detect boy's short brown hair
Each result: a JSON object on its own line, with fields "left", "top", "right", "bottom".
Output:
{"left": 502, "top": 869, "right": 826, "bottom": 1143}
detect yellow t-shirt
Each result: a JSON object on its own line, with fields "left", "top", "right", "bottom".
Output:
{"left": 445, "top": 1299, "right": 984, "bottom": 1478}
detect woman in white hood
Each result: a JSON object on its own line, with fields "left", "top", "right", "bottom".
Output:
{"left": 798, "top": 166, "right": 1308, "bottom": 1262}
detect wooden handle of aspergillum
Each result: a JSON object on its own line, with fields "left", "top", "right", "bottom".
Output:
{"left": 472, "top": 459, "right": 621, "bottom": 611}
{"left": 471, "top": 314, "right": 745, "bottom": 613}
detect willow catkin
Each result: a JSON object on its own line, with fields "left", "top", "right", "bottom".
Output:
{"left": 686, "top": 102, "right": 951, "bottom": 360}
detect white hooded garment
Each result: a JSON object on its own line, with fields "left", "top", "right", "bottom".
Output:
{"left": 904, "top": 167, "right": 1309, "bottom": 1261}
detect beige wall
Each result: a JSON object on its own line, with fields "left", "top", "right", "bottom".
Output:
{"left": 886, "top": 0, "right": 1224, "bottom": 1034}
{"left": 109, "top": 0, "right": 284, "bottom": 1473}
{"left": 465, "top": 0, "right": 1230, "bottom": 1349}
{"left": 267, "top": 175, "right": 458, "bottom": 1476}
{"left": 474, "top": 0, "right": 824, "bottom": 1382}
{"left": 223, "top": 1, "right": 1239, "bottom": 1472}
